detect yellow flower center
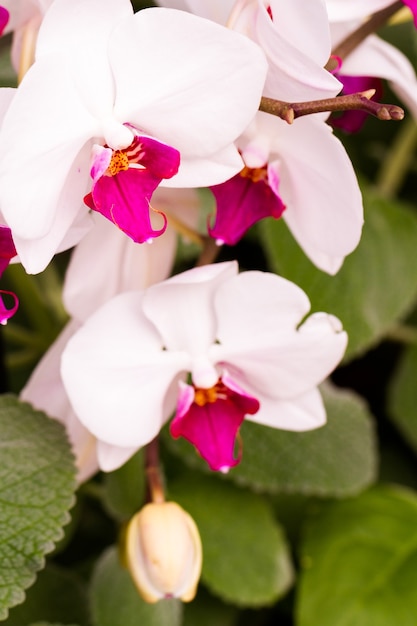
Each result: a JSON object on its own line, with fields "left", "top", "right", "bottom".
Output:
{"left": 107, "top": 151, "right": 130, "bottom": 176}
{"left": 240, "top": 165, "right": 268, "bottom": 184}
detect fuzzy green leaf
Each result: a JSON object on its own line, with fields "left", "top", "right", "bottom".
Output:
{"left": 90, "top": 547, "right": 183, "bottom": 626}
{"left": 297, "top": 485, "right": 417, "bottom": 626}
{"left": 0, "top": 395, "right": 76, "bottom": 620}
{"left": 388, "top": 344, "right": 417, "bottom": 454}
{"left": 169, "top": 474, "right": 294, "bottom": 607}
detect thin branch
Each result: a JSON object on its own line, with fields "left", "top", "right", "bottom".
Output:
{"left": 145, "top": 437, "right": 165, "bottom": 504}
{"left": 259, "top": 92, "right": 404, "bottom": 124}
{"left": 330, "top": 1, "right": 403, "bottom": 62}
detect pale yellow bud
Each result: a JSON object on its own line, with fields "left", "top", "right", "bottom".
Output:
{"left": 125, "top": 501, "right": 202, "bottom": 603}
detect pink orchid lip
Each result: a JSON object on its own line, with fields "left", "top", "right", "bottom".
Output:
{"left": 0, "top": 290, "right": 18, "bottom": 325}
{"left": 403, "top": 0, "right": 417, "bottom": 26}
{"left": 85, "top": 134, "right": 180, "bottom": 244}
{"left": 0, "top": 7, "right": 9, "bottom": 36}
{"left": 170, "top": 375, "right": 260, "bottom": 472}
{"left": 209, "top": 164, "right": 286, "bottom": 245}
{"left": 0, "top": 225, "right": 18, "bottom": 324}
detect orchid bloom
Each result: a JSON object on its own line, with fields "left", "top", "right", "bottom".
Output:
{"left": 61, "top": 262, "right": 347, "bottom": 473}
{"left": 0, "top": 0, "right": 267, "bottom": 274}
{"left": 326, "top": 0, "right": 417, "bottom": 131}
{"left": 209, "top": 111, "right": 363, "bottom": 275}
{"left": 155, "top": 0, "right": 362, "bottom": 274}
{"left": 22, "top": 188, "right": 197, "bottom": 481}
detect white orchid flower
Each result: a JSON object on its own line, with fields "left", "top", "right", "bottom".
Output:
{"left": 61, "top": 262, "right": 347, "bottom": 473}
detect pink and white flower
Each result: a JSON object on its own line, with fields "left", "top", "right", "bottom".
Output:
{"left": 61, "top": 262, "right": 347, "bottom": 473}
{"left": 0, "top": 225, "right": 18, "bottom": 324}
{"left": 0, "top": 0, "right": 267, "bottom": 274}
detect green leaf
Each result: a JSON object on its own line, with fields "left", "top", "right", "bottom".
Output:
{"left": 90, "top": 547, "right": 182, "bottom": 626}
{"left": 0, "top": 395, "right": 76, "bottom": 620}
{"left": 165, "top": 385, "right": 377, "bottom": 497}
{"left": 260, "top": 184, "right": 417, "bottom": 360}
{"left": 102, "top": 450, "right": 145, "bottom": 521}
{"left": 4, "top": 565, "right": 88, "bottom": 626}
{"left": 28, "top": 623, "right": 79, "bottom": 626}
{"left": 169, "top": 474, "right": 294, "bottom": 607}
{"left": 297, "top": 485, "right": 417, "bottom": 626}
{"left": 388, "top": 344, "right": 417, "bottom": 454}
{"left": 183, "top": 587, "right": 238, "bottom": 626}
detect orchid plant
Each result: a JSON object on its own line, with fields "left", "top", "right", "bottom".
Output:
{"left": 2, "top": 1, "right": 417, "bottom": 625}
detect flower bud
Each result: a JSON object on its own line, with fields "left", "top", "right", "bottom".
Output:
{"left": 125, "top": 501, "right": 202, "bottom": 603}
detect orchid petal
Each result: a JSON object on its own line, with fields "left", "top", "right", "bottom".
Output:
{"left": 269, "top": 115, "right": 363, "bottom": 273}
{"left": 63, "top": 211, "right": 177, "bottom": 323}
{"left": 86, "top": 169, "right": 167, "bottom": 244}
{"left": 0, "top": 7, "right": 8, "bottom": 35}
{"left": 142, "top": 261, "right": 238, "bottom": 357}
{"left": 161, "top": 144, "right": 245, "bottom": 188}
{"left": 209, "top": 166, "right": 285, "bottom": 245}
{"left": 96, "top": 441, "right": 140, "bottom": 473}
{"left": 10, "top": 142, "right": 93, "bottom": 274}
{"left": 339, "top": 35, "right": 417, "bottom": 123}
{"left": 0, "top": 225, "right": 16, "bottom": 275}
{"left": 213, "top": 304, "right": 347, "bottom": 400}
{"left": 61, "top": 292, "right": 190, "bottom": 448}
{"left": 110, "top": 8, "right": 267, "bottom": 160}
{"left": 0, "top": 55, "right": 97, "bottom": 243}
{"left": 213, "top": 270, "right": 312, "bottom": 347}
{"left": 325, "top": 0, "right": 398, "bottom": 22}
{"left": 170, "top": 377, "right": 259, "bottom": 471}
{"left": 35, "top": 0, "right": 133, "bottom": 121}
{"left": 248, "top": 387, "right": 326, "bottom": 431}
{"left": 257, "top": 0, "right": 342, "bottom": 100}
{"left": 0, "top": 290, "right": 18, "bottom": 324}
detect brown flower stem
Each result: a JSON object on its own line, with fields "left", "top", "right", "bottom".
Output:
{"left": 196, "top": 236, "right": 222, "bottom": 267}
{"left": 145, "top": 437, "right": 165, "bottom": 504}
{"left": 330, "top": 1, "right": 403, "bottom": 62}
{"left": 259, "top": 92, "right": 404, "bottom": 124}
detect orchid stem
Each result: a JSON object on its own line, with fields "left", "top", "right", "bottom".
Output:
{"left": 330, "top": 1, "right": 403, "bottom": 62}
{"left": 145, "top": 437, "right": 165, "bottom": 504}
{"left": 385, "top": 324, "right": 417, "bottom": 345}
{"left": 259, "top": 93, "right": 404, "bottom": 124}
{"left": 164, "top": 210, "right": 204, "bottom": 246}
{"left": 196, "top": 236, "right": 221, "bottom": 267}
{"left": 376, "top": 117, "right": 417, "bottom": 198}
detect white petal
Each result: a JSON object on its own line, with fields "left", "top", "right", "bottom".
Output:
{"left": 143, "top": 261, "right": 238, "bottom": 356}
{"left": 340, "top": 35, "right": 417, "bottom": 122}
{"left": 161, "top": 144, "right": 244, "bottom": 188}
{"left": 0, "top": 55, "right": 97, "bottom": 242}
{"left": 257, "top": 0, "right": 342, "bottom": 100}
{"left": 248, "top": 387, "right": 326, "bottom": 431}
{"left": 12, "top": 142, "right": 93, "bottom": 274}
{"left": 63, "top": 211, "right": 177, "bottom": 323}
{"left": 35, "top": 0, "right": 133, "bottom": 121}
{"left": 61, "top": 292, "right": 190, "bottom": 447}
{"left": 213, "top": 270, "right": 312, "bottom": 348}
{"left": 110, "top": 8, "right": 267, "bottom": 158}
{"left": 214, "top": 312, "right": 347, "bottom": 399}
{"left": 325, "top": 0, "right": 393, "bottom": 22}
{"left": 97, "top": 441, "right": 140, "bottom": 472}
{"left": 274, "top": 115, "right": 363, "bottom": 271}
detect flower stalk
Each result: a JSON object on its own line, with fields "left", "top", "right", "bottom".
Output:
{"left": 259, "top": 92, "right": 404, "bottom": 124}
